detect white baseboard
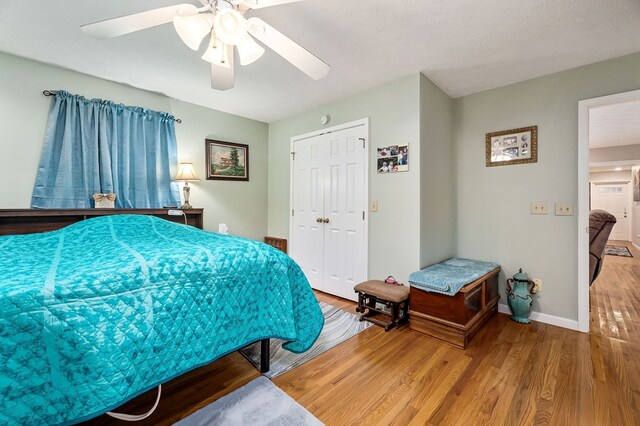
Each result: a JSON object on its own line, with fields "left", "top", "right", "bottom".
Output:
{"left": 498, "top": 304, "right": 579, "bottom": 331}
{"left": 633, "top": 242, "right": 640, "bottom": 252}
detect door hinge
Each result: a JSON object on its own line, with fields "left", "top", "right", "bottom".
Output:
{"left": 290, "top": 151, "right": 296, "bottom": 160}
{"left": 362, "top": 211, "right": 365, "bottom": 220}
{"left": 359, "top": 138, "right": 365, "bottom": 148}
{"left": 292, "top": 209, "right": 295, "bottom": 217}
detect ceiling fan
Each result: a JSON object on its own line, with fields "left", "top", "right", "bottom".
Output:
{"left": 81, "top": 0, "right": 330, "bottom": 90}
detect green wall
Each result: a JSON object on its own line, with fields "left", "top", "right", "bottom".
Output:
{"left": 267, "top": 75, "right": 423, "bottom": 283}
{"left": 5, "top": 47, "right": 640, "bottom": 324}
{"left": 420, "top": 74, "right": 456, "bottom": 267}
{"left": 454, "top": 52, "right": 640, "bottom": 321}
{"left": 267, "top": 73, "right": 458, "bottom": 283}
{"left": 0, "top": 52, "right": 269, "bottom": 239}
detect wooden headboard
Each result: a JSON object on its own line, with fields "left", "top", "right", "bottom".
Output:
{"left": 0, "top": 209, "right": 204, "bottom": 236}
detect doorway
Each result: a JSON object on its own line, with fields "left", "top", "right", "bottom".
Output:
{"left": 289, "top": 118, "right": 369, "bottom": 301}
{"left": 578, "top": 89, "right": 640, "bottom": 332}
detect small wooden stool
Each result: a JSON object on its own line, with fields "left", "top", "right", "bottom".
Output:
{"left": 354, "top": 280, "right": 410, "bottom": 331}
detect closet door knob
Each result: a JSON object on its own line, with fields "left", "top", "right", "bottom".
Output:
{"left": 323, "top": 218, "right": 330, "bottom": 223}
{"left": 316, "top": 217, "right": 323, "bottom": 223}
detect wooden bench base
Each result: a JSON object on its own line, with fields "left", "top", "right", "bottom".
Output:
{"left": 354, "top": 281, "right": 410, "bottom": 332}
{"left": 409, "top": 267, "right": 500, "bottom": 349}
{"left": 356, "top": 294, "right": 409, "bottom": 331}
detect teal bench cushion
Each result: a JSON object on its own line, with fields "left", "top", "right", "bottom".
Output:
{"left": 408, "top": 258, "right": 500, "bottom": 296}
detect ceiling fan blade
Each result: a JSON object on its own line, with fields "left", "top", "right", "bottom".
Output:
{"left": 242, "top": 0, "right": 303, "bottom": 9}
{"left": 211, "top": 45, "right": 235, "bottom": 90}
{"left": 81, "top": 4, "right": 195, "bottom": 39}
{"left": 247, "top": 17, "right": 329, "bottom": 80}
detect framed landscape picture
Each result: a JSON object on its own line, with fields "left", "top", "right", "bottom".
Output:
{"left": 205, "top": 139, "right": 249, "bottom": 181}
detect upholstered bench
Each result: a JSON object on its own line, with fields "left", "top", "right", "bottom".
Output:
{"left": 354, "top": 280, "right": 410, "bottom": 331}
{"left": 408, "top": 258, "right": 500, "bottom": 349}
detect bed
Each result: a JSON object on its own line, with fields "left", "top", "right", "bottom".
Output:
{"left": 0, "top": 214, "right": 323, "bottom": 425}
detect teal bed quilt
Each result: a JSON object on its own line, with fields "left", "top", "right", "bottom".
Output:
{"left": 0, "top": 215, "right": 323, "bottom": 425}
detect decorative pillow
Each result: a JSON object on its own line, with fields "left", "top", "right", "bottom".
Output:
{"left": 93, "top": 193, "right": 116, "bottom": 208}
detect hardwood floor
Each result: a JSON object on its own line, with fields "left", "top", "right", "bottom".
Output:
{"left": 87, "top": 251, "right": 640, "bottom": 426}
{"left": 590, "top": 241, "right": 640, "bottom": 343}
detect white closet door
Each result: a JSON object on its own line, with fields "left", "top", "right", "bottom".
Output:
{"left": 321, "top": 128, "right": 366, "bottom": 301}
{"left": 291, "top": 137, "right": 327, "bottom": 290}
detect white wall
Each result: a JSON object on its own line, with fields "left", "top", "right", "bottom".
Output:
{"left": 589, "top": 170, "right": 632, "bottom": 183}
{"left": 420, "top": 74, "right": 456, "bottom": 266}
{"left": 633, "top": 167, "right": 640, "bottom": 249}
{"left": 590, "top": 145, "right": 640, "bottom": 163}
{"left": 454, "top": 53, "right": 640, "bottom": 321}
{"left": 0, "top": 52, "right": 269, "bottom": 239}
{"left": 267, "top": 75, "right": 422, "bottom": 283}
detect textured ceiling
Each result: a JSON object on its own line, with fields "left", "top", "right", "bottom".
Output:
{"left": 1, "top": 0, "right": 639, "bottom": 123}
{"left": 589, "top": 99, "right": 640, "bottom": 149}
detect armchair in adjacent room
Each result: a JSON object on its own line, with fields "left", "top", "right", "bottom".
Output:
{"left": 588, "top": 209, "right": 617, "bottom": 286}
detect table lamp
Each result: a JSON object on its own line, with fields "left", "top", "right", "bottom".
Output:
{"left": 174, "top": 162, "right": 201, "bottom": 209}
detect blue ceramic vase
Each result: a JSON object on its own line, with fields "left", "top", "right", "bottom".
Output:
{"left": 506, "top": 269, "right": 536, "bottom": 323}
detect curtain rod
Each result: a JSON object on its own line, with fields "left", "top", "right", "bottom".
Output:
{"left": 42, "top": 90, "right": 182, "bottom": 124}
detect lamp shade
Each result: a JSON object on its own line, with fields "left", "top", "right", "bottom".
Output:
{"left": 213, "top": 8, "right": 248, "bottom": 45}
{"left": 237, "top": 34, "right": 265, "bottom": 65}
{"left": 173, "top": 11, "right": 213, "bottom": 51}
{"left": 175, "top": 162, "right": 201, "bottom": 181}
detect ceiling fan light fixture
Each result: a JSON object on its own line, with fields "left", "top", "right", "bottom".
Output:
{"left": 213, "top": 8, "right": 248, "bottom": 46}
{"left": 201, "top": 35, "right": 231, "bottom": 68}
{"left": 237, "top": 34, "right": 265, "bottom": 65}
{"left": 81, "top": 0, "right": 331, "bottom": 91}
{"left": 173, "top": 12, "right": 213, "bottom": 51}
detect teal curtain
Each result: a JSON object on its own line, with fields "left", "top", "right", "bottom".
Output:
{"left": 31, "top": 91, "right": 181, "bottom": 208}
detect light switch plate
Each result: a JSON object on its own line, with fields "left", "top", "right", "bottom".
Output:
{"left": 531, "top": 201, "right": 548, "bottom": 215}
{"left": 370, "top": 200, "right": 378, "bottom": 212}
{"left": 555, "top": 202, "right": 574, "bottom": 216}
{"left": 533, "top": 278, "right": 542, "bottom": 292}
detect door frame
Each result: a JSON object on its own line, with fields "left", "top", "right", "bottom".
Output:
{"left": 590, "top": 181, "right": 633, "bottom": 242}
{"left": 289, "top": 117, "right": 370, "bottom": 284}
{"left": 577, "top": 89, "right": 640, "bottom": 333}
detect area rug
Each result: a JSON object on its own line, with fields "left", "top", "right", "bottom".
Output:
{"left": 173, "top": 376, "right": 323, "bottom": 426}
{"left": 240, "top": 302, "right": 372, "bottom": 378}
{"left": 605, "top": 245, "right": 633, "bottom": 257}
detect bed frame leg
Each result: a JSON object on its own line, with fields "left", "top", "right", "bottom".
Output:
{"left": 260, "top": 338, "right": 270, "bottom": 373}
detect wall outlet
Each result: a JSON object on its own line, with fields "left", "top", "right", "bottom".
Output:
{"left": 555, "top": 202, "right": 574, "bottom": 216}
{"left": 533, "top": 278, "right": 542, "bottom": 292}
{"left": 531, "top": 201, "right": 548, "bottom": 215}
{"left": 370, "top": 200, "right": 378, "bottom": 212}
